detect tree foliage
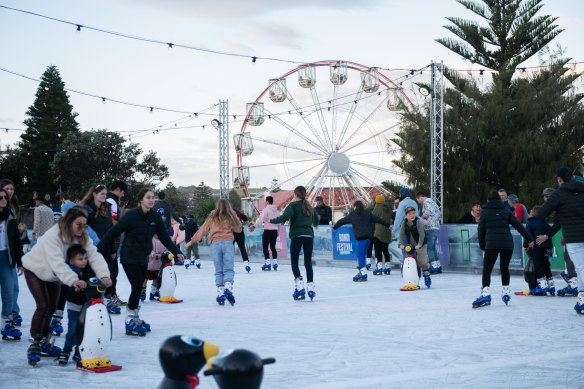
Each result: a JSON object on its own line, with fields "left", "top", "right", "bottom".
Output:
{"left": 394, "top": 0, "right": 584, "bottom": 222}
{"left": 190, "top": 181, "right": 215, "bottom": 224}
{"left": 229, "top": 188, "right": 242, "bottom": 210}
{"left": 162, "top": 182, "right": 189, "bottom": 216}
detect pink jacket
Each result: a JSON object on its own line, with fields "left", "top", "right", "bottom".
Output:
{"left": 254, "top": 204, "right": 281, "bottom": 231}
{"left": 148, "top": 238, "right": 168, "bottom": 271}
{"left": 172, "top": 224, "right": 185, "bottom": 244}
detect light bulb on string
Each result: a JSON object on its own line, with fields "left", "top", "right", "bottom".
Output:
{"left": 76, "top": 25, "right": 81, "bottom": 33}
{"left": 168, "top": 43, "right": 173, "bottom": 51}
{"left": 102, "top": 97, "right": 106, "bottom": 104}
{"left": 150, "top": 107, "right": 154, "bottom": 114}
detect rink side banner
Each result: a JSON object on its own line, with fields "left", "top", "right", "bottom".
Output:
{"left": 331, "top": 226, "right": 358, "bottom": 260}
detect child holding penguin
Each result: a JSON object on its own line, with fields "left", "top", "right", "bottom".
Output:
{"left": 398, "top": 206, "right": 432, "bottom": 287}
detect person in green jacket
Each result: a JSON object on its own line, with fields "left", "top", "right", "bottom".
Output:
{"left": 270, "top": 186, "right": 319, "bottom": 301}
{"left": 371, "top": 195, "right": 393, "bottom": 275}
{"left": 98, "top": 188, "right": 184, "bottom": 335}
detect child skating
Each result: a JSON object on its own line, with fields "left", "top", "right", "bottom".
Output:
{"left": 398, "top": 206, "right": 432, "bottom": 288}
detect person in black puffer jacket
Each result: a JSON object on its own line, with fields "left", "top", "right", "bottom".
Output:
{"left": 333, "top": 199, "right": 390, "bottom": 282}
{"left": 537, "top": 167, "right": 584, "bottom": 314}
{"left": 474, "top": 190, "right": 533, "bottom": 308}
{"left": 523, "top": 206, "right": 554, "bottom": 295}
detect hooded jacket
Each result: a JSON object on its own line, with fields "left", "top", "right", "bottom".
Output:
{"left": 537, "top": 179, "right": 584, "bottom": 244}
{"left": 478, "top": 199, "right": 533, "bottom": 250}
{"left": 254, "top": 204, "right": 281, "bottom": 231}
{"left": 333, "top": 210, "right": 390, "bottom": 241}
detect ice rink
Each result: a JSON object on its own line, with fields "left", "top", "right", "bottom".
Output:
{"left": 2, "top": 259, "right": 581, "bottom": 389}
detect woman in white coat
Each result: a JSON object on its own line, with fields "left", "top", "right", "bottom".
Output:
{"left": 22, "top": 206, "right": 111, "bottom": 363}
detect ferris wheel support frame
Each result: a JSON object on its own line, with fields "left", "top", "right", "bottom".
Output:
{"left": 430, "top": 61, "right": 444, "bottom": 223}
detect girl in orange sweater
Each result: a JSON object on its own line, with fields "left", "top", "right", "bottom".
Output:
{"left": 187, "top": 200, "right": 242, "bottom": 305}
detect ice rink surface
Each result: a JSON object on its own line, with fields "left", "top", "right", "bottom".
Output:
{"left": 2, "top": 259, "right": 582, "bottom": 389}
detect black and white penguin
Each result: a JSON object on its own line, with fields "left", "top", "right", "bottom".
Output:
{"left": 158, "top": 252, "right": 182, "bottom": 303}
{"left": 204, "top": 349, "right": 275, "bottom": 389}
{"left": 75, "top": 277, "right": 121, "bottom": 371}
{"left": 158, "top": 335, "right": 219, "bottom": 389}
{"left": 400, "top": 245, "right": 420, "bottom": 291}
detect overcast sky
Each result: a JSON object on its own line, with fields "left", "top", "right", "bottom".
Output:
{"left": 1, "top": 0, "right": 583, "bottom": 189}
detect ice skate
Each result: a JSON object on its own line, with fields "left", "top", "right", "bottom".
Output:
{"left": 373, "top": 262, "right": 383, "bottom": 275}
{"left": 40, "top": 334, "right": 62, "bottom": 357}
{"left": 27, "top": 335, "right": 42, "bottom": 366}
{"left": 224, "top": 282, "right": 235, "bottom": 306}
{"left": 558, "top": 278, "right": 578, "bottom": 297}
{"left": 125, "top": 308, "right": 148, "bottom": 336}
{"left": 49, "top": 312, "right": 63, "bottom": 336}
{"left": 502, "top": 286, "right": 511, "bottom": 305}
{"left": 216, "top": 286, "right": 225, "bottom": 305}
{"left": 195, "top": 258, "right": 201, "bottom": 269}
{"left": 139, "top": 287, "right": 147, "bottom": 302}
{"left": 110, "top": 294, "right": 127, "bottom": 306}
{"left": 560, "top": 270, "right": 569, "bottom": 284}
{"left": 244, "top": 260, "right": 251, "bottom": 273}
{"left": 423, "top": 270, "right": 432, "bottom": 288}
{"left": 262, "top": 259, "right": 271, "bottom": 271}
{"left": 150, "top": 285, "right": 160, "bottom": 301}
{"left": 353, "top": 267, "right": 368, "bottom": 282}
{"left": 56, "top": 350, "right": 70, "bottom": 366}
{"left": 383, "top": 261, "right": 392, "bottom": 275}
{"left": 1, "top": 316, "right": 22, "bottom": 340}
{"left": 547, "top": 278, "right": 555, "bottom": 296}
{"left": 365, "top": 257, "right": 372, "bottom": 270}
{"left": 184, "top": 259, "right": 190, "bottom": 269}
{"left": 429, "top": 260, "right": 442, "bottom": 274}
{"left": 106, "top": 298, "right": 121, "bottom": 314}
{"left": 530, "top": 278, "right": 548, "bottom": 296}
{"left": 472, "top": 287, "right": 492, "bottom": 308}
{"left": 306, "top": 282, "right": 315, "bottom": 301}
{"left": 293, "top": 277, "right": 306, "bottom": 300}
{"left": 272, "top": 258, "right": 278, "bottom": 271}
{"left": 575, "top": 292, "right": 584, "bottom": 315}
{"left": 12, "top": 312, "right": 22, "bottom": 326}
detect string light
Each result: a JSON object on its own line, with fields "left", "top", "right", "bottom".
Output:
{"left": 252, "top": 56, "right": 257, "bottom": 63}
{"left": 76, "top": 24, "right": 81, "bottom": 33}
{"left": 167, "top": 43, "right": 173, "bottom": 51}
{"left": 149, "top": 107, "right": 153, "bottom": 113}
{"left": 102, "top": 97, "right": 106, "bottom": 104}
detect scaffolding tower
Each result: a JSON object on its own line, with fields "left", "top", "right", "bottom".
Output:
{"left": 430, "top": 61, "right": 444, "bottom": 223}
{"left": 218, "top": 100, "right": 229, "bottom": 199}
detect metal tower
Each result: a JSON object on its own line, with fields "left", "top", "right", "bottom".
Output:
{"left": 430, "top": 61, "right": 444, "bottom": 222}
{"left": 218, "top": 100, "right": 229, "bottom": 199}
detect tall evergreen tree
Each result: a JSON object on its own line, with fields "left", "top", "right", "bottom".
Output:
{"left": 394, "top": 0, "right": 584, "bottom": 221}
{"left": 18, "top": 65, "right": 80, "bottom": 195}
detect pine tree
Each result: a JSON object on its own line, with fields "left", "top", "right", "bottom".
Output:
{"left": 394, "top": 0, "right": 584, "bottom": 221}
{"left": 18, "top": 65, "right": 80, "bottom": 195}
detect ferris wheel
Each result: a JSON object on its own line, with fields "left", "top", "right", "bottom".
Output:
{"left": 234, "top": 60, "right": 414, "bottom": 215}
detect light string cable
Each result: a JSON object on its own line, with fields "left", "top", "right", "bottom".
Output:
{"left": 0, "top": 5, "right": 303, "bottom": 65}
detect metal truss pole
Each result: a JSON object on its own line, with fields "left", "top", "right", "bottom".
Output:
{"left": 218, "top": 99, "right": 229, "bottom": 199}
{"left": 430, "top": 61, "right": 444, "bottom": 222}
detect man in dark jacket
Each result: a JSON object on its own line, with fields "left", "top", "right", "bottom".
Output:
{"left": 314, "top": 196, "right": 332, "bottom": 225}
{"left": 180, "top": 214, "right": 199, "bottom": 267}
{"left": 537, "top": 167, "right": 584, "bottom": 314}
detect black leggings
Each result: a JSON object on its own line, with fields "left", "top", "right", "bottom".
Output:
{"left": 262, "top": 230, "right": 278, "bottom": 259}
{"left": 373, "top": 237, "right": 391, "bottom": 262}
{"left": 122, "top": 263, "right": 147, "bottom": 310}
{"left": 106, "top": 250, "right": 119, "bottom": 297}
{"left": 482, "top": 249, "right": 513, "bottom": 287}
{"left": 367, "top": 238, "right": 374, "bottom": 258}
{"left": 56, "top": 284, "right": 67, "bottom": 311}
{"left": 233, "top": 230, "right": 249, "bottom": 262}
{"left": 290, "top": 236, "right": 314, "bottom": 282}
{"left": 533, "top": 246, "right": 553, "bottom": 279}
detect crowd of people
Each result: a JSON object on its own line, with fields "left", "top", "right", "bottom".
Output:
{"left": 0, "top": 164, "right": 581, "bottom": 368}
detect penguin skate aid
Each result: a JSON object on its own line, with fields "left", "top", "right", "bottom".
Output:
{"left": 20, "top": 206, "right": 112, "bottom": 366}
{"left": 188, "top": 199, "right": 243, "bottom": 306}
{"left": 398, "top": 206, "right": 432, "bottom": 290}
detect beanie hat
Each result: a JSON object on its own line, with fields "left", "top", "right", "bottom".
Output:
{"left": 399, "top": 187, "right": 411, "bottom": 197}
{"left": 375, "top": 195, "right": 385, "bottom": 204}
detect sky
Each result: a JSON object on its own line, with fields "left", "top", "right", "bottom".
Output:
{"left": 1, "top": 0, "right": 583, "bottom": 190}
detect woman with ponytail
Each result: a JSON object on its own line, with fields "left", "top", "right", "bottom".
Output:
{"left": 270, "top": 186, "right": 319, "bottom": 301}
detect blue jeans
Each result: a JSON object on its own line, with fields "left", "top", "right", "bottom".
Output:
{"left": 0, "top": 251, "right": 14, "bottom": 318}
{"left": 355, "top": 239, "right": 369, "bottom": 268}
{"left": 212, "top": 240, "right": 235, "bottom": 287}
{"left": 565, "top": 243, "right": 584, "bottom": 291}
{"left": 426, "top": 229, "right": 439, "bottom": 262}
{"left": 290, "top": 237, "right": 314, "bottom": 282}
{"left": 63, "top": 309, "right": 81, "bottom": 352}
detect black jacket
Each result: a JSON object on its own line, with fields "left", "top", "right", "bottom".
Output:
{"left": 84, "top": 203, "right": 115, "bottom": 254}
{"left": 65, "top": 264, "right": 96, "bottom": 307}
{"left": 537, "top": 180, "right": 584, "bottom": 244}
{"left": 524, "top": 217, "right": 552, "bottom": 249}
{"left": 98, "top": 207, "right": 180, "bottom": 265}
{"left": 478, "top": 200, "right": 533, "bottom": 250}
{"left": 333, "top": 210, "right": 390, "bottom": 241}
{"left": 458, "top": 211, "right": 479, "bottom": 223}
{"left": 314, "top": 205, "right": 332, "bottom": 225}
{"left": 4, "top": 212, "right": 23, "bottom": 268}
{"left": 179, "top": 218, "right": 199, "bottom": 241}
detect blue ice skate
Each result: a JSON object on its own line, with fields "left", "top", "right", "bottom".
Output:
{"left": 223, "top": 282, "right": 235, "bottom": 306}
{"left": 139, "top": 287, "right": 147, "bottom": 302}
{"left": 561, "top": 270, "right": 569, "bottom": 284}
{"left": 575, "top": 303, "right": 584, "bottom": 315}
{"left": 272, "top": 260, "right": 278, "bottom": 271}
{"left": 56, "top": 351, "right": 70, "bottom": 366}
{"left": 27, "top": 340, "right": 41, "bottom": 366}
{"left": 293, "top": 288, "right": 306, "bottom": 300}
{"left": 262, "top": 260, "right": 271, "bottom": 271}
{"left": 216, "top": 295, "right": 226, "bottom": 305}
{"left": 423, "top": 271, "right": 431, "bottom": 288}
{"left": 1, "top": 321, "right": 22, "bottom": 340}
{"left": 12, "top": 312, "right": 22, "bottom": 326}
{"left": 244, "top": 261, "right": 251, "bottom": 273}
{"left": 107, "top": 300, "right": 121, "bottom": 314}
{"left": 558, "top": 285, "right": 578, "bottom": 297}
{"left": 307, "top": 282, "right": 315, "bottom": 301}
{"left": 502, "top": 295, "right": 511, "bottom": 305}
{"left": 149, "top": 290, "right": 160, "bottom": 301}
{"left": 125, "top": 319, "right": 148, "bottom": 336}
{"left": 383, "top": 264, "right": 391, "bottom": 275}
{"left": 353, "top": 268, "right": 368, "bottom": 282}
{"left": 195, "top": 259, "right": 201, "bottom": 269}
{"left": 49, "top": 318, "right": 63, "bottom": 336}
{"left": 174, "top": 260, "right": 184, "bottom": 266}
{"left": 373, "top": 263, "right": 383, "bottom": 275}
{"left": 40, "top": 338, "right": 62, "bottom": 357}
{"left": 184, "top": 261, "right": 190, "bottom": 269}
{"left": 472, "top": 295, "right": 491, "bottom": 308}
{"left": 530, "top": 285, "right": 548, "bottom": 296}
